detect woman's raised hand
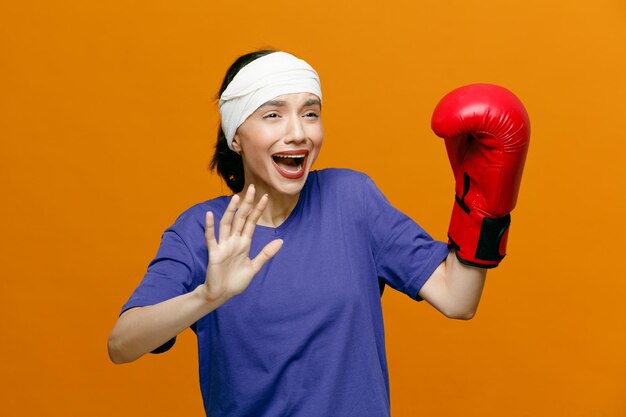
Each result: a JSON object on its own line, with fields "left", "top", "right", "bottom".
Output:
{"left": 202, "top": 184, "right": 283, "bottom": 302}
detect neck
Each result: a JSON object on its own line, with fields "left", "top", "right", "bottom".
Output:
{"left": 236, "top": 182, "right": 300, "bottom": 228}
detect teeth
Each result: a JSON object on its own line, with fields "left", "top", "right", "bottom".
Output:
{"left": 274, "top": 154, "right": 306, "bottom": 159}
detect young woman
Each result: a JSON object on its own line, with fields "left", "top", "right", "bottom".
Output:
{"left": 108, "top": 50, "right": 528, "bottom": 416}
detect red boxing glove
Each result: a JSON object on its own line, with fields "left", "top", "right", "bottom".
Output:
{"left": 431, "top": 84, "right": 530, "bottom": 268}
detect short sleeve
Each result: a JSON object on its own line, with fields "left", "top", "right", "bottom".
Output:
{"left": 120, "top": 229, "right": 195, "bottom": 352}
{"left": 364, "top": 177, "right": 450, "bottom": 301}
{"left": 122, "top": 230, "right": 195, "bottom": 312}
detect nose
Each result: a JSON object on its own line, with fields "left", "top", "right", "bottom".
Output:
{"left": 284, "top": 115, "right": 307, "bottom": 144}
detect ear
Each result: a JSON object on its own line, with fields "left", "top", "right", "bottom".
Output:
{"left": 231, "top": 134, "right": 242, "bottom": 154}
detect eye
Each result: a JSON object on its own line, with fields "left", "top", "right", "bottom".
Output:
{"left": 304, "top": 111, "right": 320, "bottom": 118}
{"left": 263, "top": 112, "right": 280, "bottom": 119}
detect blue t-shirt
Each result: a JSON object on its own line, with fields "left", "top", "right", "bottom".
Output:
{"left": 121, "top": 168, "right": 450, "bottom": 417}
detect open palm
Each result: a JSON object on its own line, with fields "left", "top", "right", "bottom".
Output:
{"left": 203, "top": 184, "right": 283, "bottom": 301}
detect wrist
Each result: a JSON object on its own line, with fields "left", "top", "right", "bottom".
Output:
{"left": 193, "top": 283, "right": 230, "bottom": 306}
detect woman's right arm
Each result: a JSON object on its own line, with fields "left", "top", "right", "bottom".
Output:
{"left": 108, "top": 184, "right": 282, "bottom": 364}
{"left": 107, "top": 285, "right": 227, "bottom": 364}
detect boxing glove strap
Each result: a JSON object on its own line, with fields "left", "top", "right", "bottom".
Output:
{"left": 476, "top": 214, "right": 510, "bottom": 261}
{"left": 448, "top": 199, "right": 510, "bottom": 268}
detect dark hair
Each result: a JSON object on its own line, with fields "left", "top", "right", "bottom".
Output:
{"left": 209, "top": 49, "right": 276, "bottom": 193}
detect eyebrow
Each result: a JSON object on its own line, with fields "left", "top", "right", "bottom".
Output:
{"left": 259, "top": 98, "right": 322, "bottom": 108}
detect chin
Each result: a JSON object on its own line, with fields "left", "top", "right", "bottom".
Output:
{"left": 275, "top": 174, "right": 309, "bottom": 196}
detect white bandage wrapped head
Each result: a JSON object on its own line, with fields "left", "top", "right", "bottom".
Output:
{"left": 219, "top": 51, "right": 322, "bottom": 151}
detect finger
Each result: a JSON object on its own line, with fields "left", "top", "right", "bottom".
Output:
{"left": 231, "top": 184, "right": 256, "bottom": 236}
{"left": 219, "top": 193, "right": 240, "bottom": 239}
{"left": 241, "top": 193, "right": 268, "bottom": 238}
{"left": 251, "top": 238, "right": 283, "bottom": 274}
{"left": 204, "top": 211, "right": 218, "bottom": 253}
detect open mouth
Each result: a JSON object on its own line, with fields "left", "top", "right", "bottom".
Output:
{"left": 271, "top": 151, "right": 309, "bottom": 179}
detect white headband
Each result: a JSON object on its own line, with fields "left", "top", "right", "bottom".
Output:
{"left": 219, "top": 51, "right": 322, "bottom": 151}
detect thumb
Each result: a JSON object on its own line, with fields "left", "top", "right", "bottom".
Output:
{"left": 251, "top": 239, "right": 283, "bottom": 273}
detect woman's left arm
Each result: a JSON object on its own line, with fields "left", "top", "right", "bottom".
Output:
{"left": 417, "top": 251, "right": 487, "bottom": 320}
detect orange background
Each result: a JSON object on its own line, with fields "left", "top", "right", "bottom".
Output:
{"left": 1, "top": 1, "right": 625, "bottom": 416}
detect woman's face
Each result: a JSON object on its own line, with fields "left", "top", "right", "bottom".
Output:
{"left": 232, "top": 92, "right": 323, "bottom": 197}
